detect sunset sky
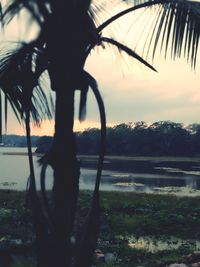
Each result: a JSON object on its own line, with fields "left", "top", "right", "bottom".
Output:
{"left": 3, "top": 1, "right": 200, "bottom": 136}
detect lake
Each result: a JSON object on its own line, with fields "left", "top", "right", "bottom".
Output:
{"left": 1, "top": 147, "right": 200, "bottom": 196}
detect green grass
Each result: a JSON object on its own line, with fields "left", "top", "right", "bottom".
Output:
{"left": 99, "top": 191, "right": 200, "bottom": 239}
{"left": 1, "top": 190, "right": 200, "bottom": 266}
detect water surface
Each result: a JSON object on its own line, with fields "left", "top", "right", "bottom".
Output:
{"left": 1, "top": 147, "right": 200, "bottom": 195}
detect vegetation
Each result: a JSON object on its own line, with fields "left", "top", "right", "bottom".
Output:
{"left": 0, "top": 0, "right": 200, "bottom": 266}
{"left": 35, "top": 121, "right": 200, "bottom": 157}
{"left": 2, "top": 135, "right": 40, "bottom": 147}
{"left": 1, "top": 190, "right": 200, "bottom": 267}
{"left": 77, "top": 121, "right": 200, "bottom": 156}
{"left": 4, "top": 119, "right": 200, "bottom": 156}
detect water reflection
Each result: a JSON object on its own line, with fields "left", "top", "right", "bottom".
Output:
{"left": 81, "top": 170, "right": 200, "bottom": 195}
{"left": 1, "top": 147, "right": 200, "bottom": 195}
{"left": 126, "top": 235, "right": 200, "bottom": 253}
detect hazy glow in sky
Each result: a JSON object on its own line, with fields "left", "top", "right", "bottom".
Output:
{"left": 3, "top": 1, "right": 200, "bottom": 135}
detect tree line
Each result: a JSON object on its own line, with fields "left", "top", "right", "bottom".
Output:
{"left": 2, "top": 135, "right": 39, "bottom": 147}
{"left": 36, "top": 121, "right": 200, "bottom": 157}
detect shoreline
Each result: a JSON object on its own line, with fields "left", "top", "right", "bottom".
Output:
{"left": 2, "top": 152, "right": 200, "bottom": 162}
{"left": 2, "top": 152, "right": 42, "bottom": 156}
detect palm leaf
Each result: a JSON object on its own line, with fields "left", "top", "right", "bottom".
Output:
{"left": 89, "top": 0, "right": 112, "bottom": 27}
{"left": 4, "top": 94, "right": 7, "bottom": 134}
{"left": 26, "top": 143, "right": 50, "bottom": 267}
{"left": 40, "top": 158, "right": 54, "bottom": 225}
{"left": 79, "top": 83, "right": 89, "bottom": 122}
{"left": 0, "top": 42, "right": 53, "bottom": 125}
{"left": 6, "top": 93, "right": 22, "bottom": 124}
{"left": 79, "top": 90, "right": 88, "bottom": 122}
{"left": 84, "top": 71, "right": 106, "bottom": 193}
{"left": 101, "top": 36, "right": 157, "bottom": 71}
{"left": 74, "top": 71, "right": 106, "bottom": 267}
{"left": 0, "top": 90, "right": 2, "bottom": 143}
{"left": 157, "top": 0, "right": 200, "bottom": 67}
{"left": 2, "top": 0, "right": 48, "bottom": 26}
{"left": 97, "top": 0, "right": 164, "bottom": 32}
{"left": 99, "top": 0, "right": 200, "bottom": 68}
{"left": 2, "top": 0, "right": 23, "bottom": 25}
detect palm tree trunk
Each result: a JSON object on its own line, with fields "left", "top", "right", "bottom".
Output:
{"left": 50, "top": 86, "right": 80, "bottom": 267}
{"left": 46, "top": 4, "right": 84, "bottom": 266}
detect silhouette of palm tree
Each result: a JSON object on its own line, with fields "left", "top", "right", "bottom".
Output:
{"left": 0, "top": 0, "right": 200, "bottom": 266}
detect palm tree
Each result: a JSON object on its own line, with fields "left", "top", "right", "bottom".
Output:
{"left": 1, "top": 0, "right": 200, "bottom": 266}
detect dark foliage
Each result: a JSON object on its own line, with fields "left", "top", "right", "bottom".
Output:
{"left": 76, "top": 121, "right": 200, "bottom": 156}
{"left": 35, "top": 120, "right": 200, "bottom": 157}
{"left": 2, "top": 134, "right": 40, "bottom": 147}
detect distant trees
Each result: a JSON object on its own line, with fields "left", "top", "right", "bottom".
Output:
{"left": 35, "top": 136, "right": 52, "bottom": 152}
{"left": 73, "top": 121, "right": 200, "bottom": 157}
{"left": 36, "top": 120, "right": 200, "bottom": 156}
{"left": 148, "top": 121, "right": 191, "bottom": 156}
{"left": 187, "top": 124, "right": 200, "bottom": 155}
{"left": 7, "top": 121, "right": 198, "bottom": 156}
{"left": 3, "top": 135, "right": 39, "bottom": 147}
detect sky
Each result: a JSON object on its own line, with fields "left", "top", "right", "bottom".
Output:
{"left": 3, "top": 1, "right": 200, "bottom": 136}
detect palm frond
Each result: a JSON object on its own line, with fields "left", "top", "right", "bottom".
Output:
{"left": 79, "top": 90, "right": 88, "bottom": 122}
{"left": 2, "top": 0, "right": 23, "bottom": 25}
{"left": 25, "top": 109, "right": 36, "bottom": 191}
{"left": 98, "top": 0, "right": 200, "bottom": 68}
{"left": 4, "top": 94, "right": 7, "bottom": 134}
{"left": 0, "top": 90, "right": 2, "bottom": 143}
{"left": 74, "top": 71, "right": 106, "bottom": 267}
{"left": 0, "top": 3, "right": 3, "bottom": 23}
{"left": 84, "top": 71, "right": 106, "bottom": 193}
{"left": 149, "top": 0, "right": 200, "bottom": 67}
{"left": 6, "top": 92, "right": 22, "bottom": 124}
{"left": 89, "top": 0, "right": 112, "bottom": 26}
{"left": 40, "top": 159, "right": 54, "bottom": 225}
{"left": 97, "top": 0, "right": 163, "bottom": 32}
{"left": 0, "top": 42, "right": 53, "bottom": 125}
{"left": 79, "top": 83, "right": 89, "bottom": 122}
{"left": 101, "top": 36, "right": 157, "bottom": 71}
{"left": 2, "top": 0, "right": 48, "bottom": 26}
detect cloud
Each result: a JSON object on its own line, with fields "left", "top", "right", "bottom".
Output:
{"left": 83, "top": 50, "right": 200, "bottom": 126}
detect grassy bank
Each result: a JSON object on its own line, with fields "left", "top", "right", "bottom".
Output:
{"left": 3, "top": 153, "right": 200, "bottom": 162}
{"left": 78, "top": 155, "right": 200, "bottom": 162}
{"left": 1, "top": 190, "right": 200, "bottom": 266}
